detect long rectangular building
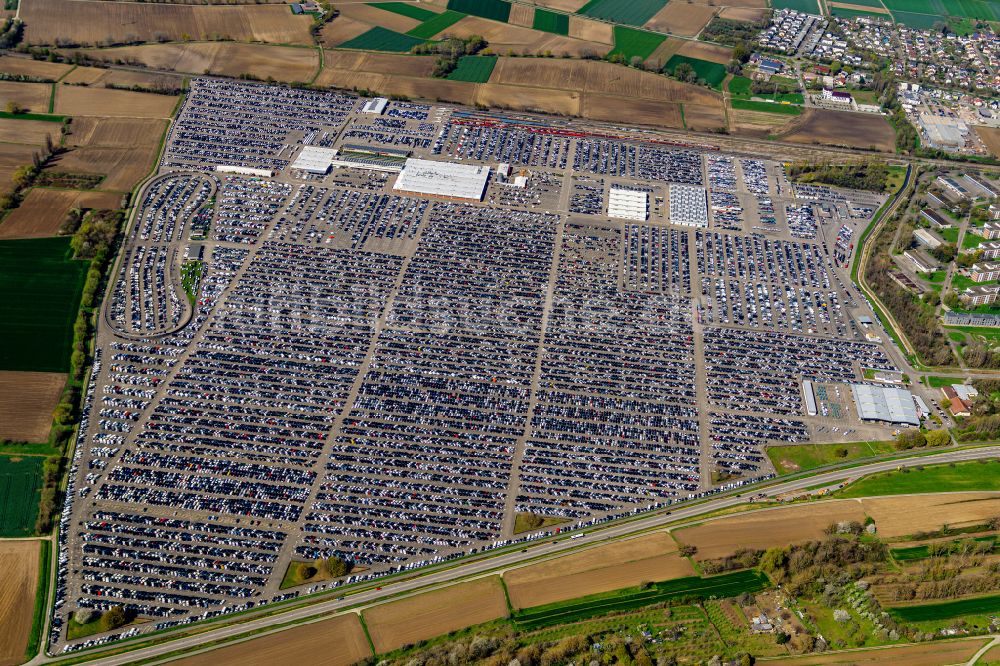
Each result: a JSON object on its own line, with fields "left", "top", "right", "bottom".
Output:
{"left": 393, "top": 158, "right": 490, "bottom": 201}
{"left": 851, "top": 384, "right": 919, "bottom": 426}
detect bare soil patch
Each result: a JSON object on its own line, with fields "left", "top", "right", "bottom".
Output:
{"left": 829, "top": 1, "right": 889, "bottom": 13}
{"left": 508, "top": 3, "right": 535, "bottom": 27}
{"left": 314, "top": 68, "right": 389, "bottom": 93}
{"left": 0, "top": 371, "right": 65, "bottom": 440}
{"left": 0, "top": 118, "right": 59, "bottom": 145}
{"left": 21, "top": 0, "right": 314, "bottom": 46}
{"left": 583, "top": 94, "right": 683, "bottom": 128}
{"left": 364, "top": 577, "right": 508, "bottom": 653}
{"left": 534, "top": 0, "right": 589, "bottom": 10}
{"left": 683, "top": 102, "right": 727, "bottom": 131}
{"left": 762, "top": 638, "right": 988, "bottom": 666}
{"left": 645, "top": 36, "right": 684, "bottom": 69}
{"left": 568, "top": 15, "right": 613, "bottom": 44}
{"left": 324, "top": 51, "right": 438, "bottom": 77}
{"left": 384, "top": 75, "right": 479, "bottom": 105}
{"left": 676, "top": 40, "right": 732, "bottom": 64}
{"left": 80, "top": 43, "right": 318, "bottom": 83}
{"left": 54, "top": 85, "right": 176, "bottom": 118}
{"left": 674, "top": 501, "right": 866, "bottom": 560}
{"left": 61, "top": 66, "right": 106, "bottom": 85}
{"left": 338, "top": 3, "right": 422, "bottom": 32}
{"left": 719, "top": 7, "right": 768, "bottom": 21}
{"left": 65, "top": 117, "right": 164, "bottom": 149}
{"left": 174, "top": 614, "right": 371, "bottom": 666}
{"left": 0, "top": 144, "right": 42, "bottom": 193}
{"left": 445, "top": 15, "right": 545, "bottom": 47}
{"left": 861, "top": 492, "right": 1000, "bottom": 538}
{"left": 690, "top": 0, "right": 766, "bottom": 6}
{"left": 778, "top": 109, "right": 895, "bottom": 152}
{"left": 477, "top": 83, "right": 580, "bottom": 115}
{"left": 0, "top": 82, "right": 52, "bottom": 113}
{"left": 0, "top": 540, "right": 38, "bottom": 666}
{"left": 644, "top": 2, "right": 717, "bottom": 36}
{"left": 976, "top": 125, "right": 1000, "bottom": 158}
{"left": 730, "top": 109, "right": 795, "bottom": 136}
{"left": 47, "top": 148, "right": 155, "bottom": 192}
{"left": 0, "top": 188, "right": 118, "bottom": 239}
{"left": 320, "top": 16, "right": 372, "bottom": 47}
{"left": 0, "top": 56, "right": 73, "bottom": 80}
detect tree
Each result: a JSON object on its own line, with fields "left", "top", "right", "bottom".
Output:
{"left": 679, "top": 544, "right": 697, "bottom": 557}
{"left": 940, "top": 397, "right": 952, "bottom": 411}
{"left": 100, "top": 605, "right": 127, "bottom": 631}
{"left": 4, "top": 100, "right": 22, "bottom": 114}
{"left": 758, "top": 546, "right": 787, "bottom": 573}
{"left": 323, "top": 555, "right": 352, "bottom": 577}
{"left": 924, "top": 429, "right": 951, "bottom": 447}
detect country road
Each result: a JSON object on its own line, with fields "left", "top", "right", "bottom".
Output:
{"left": 41, "top": 445, "right": 1000, "bottom": 666}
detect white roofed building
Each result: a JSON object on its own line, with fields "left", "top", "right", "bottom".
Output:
{"left": 362, "top": 97, "right": 389, "bottom": 114}
{"left": 608, "top": 187, "right": 648, "bottom": 220}
{"left": 393, "top": 158, "right": 490, "bottom": 201}
{"left": 291, "top": 146, "right": 337, "bottom": 174}
{"left": 851, "top": 384, "right": 919, "bottom": 426}
{"left": 669, "top": 184, "right": 708, "bottom": 228}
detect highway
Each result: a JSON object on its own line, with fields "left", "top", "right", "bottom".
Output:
{"left": 49, "top": 445, "right": 1000, "bottom": 666}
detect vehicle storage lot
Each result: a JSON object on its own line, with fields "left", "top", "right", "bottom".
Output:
{"left": 53, "top": 78, "right": 901, "bottom": 654}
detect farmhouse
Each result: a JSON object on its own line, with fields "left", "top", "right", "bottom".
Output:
{"left": 941, "top": 386, "right": 973, "bottom": 417}
{"left": 850, "top": 383, "right": 920, "bottom": 426}
{"left": 393, "top": 158, "right": 490, "bottom": 201}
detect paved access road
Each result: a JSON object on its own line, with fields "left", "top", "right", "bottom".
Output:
{"left": 53, "top": 444, "right": 999, "bottom": 666}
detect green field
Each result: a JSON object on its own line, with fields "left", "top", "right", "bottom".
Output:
{"left": 831, "top": 0, "right": 885, "bottom": 6}
{"left": 0, "top": 455, "right": 43, "bottom": 537}
{"left": 732, "top": 99, "right": 804, "bottom": 115}
{"left": 339, "top": 26, "right": 427, "bottom": 52}
{"left": 446, "top": 55, "right": 497, "bottom": 82}
{"left": 0, "top": 111, "right": 65, "bottom": 123}
{"left": 891, "top": 535, "right": 996, "bottom": 562}
{"left": 533, "top": 7, "right": 569, "bottom": 34}
{"left": 767, "top": 440, "right": 895, "bottom": 474}
{"left": 881, "top": 0, "right": 936, "bottom": 11}
{"left": 607, "top": 25, "right": 665, "bottom": 61}
{"left": 772, "top": 0, "right": 820, "bottom": 13}
{"left": 407, "top": 9, "right": 466, "bottom": 39}
{"left": 836, "top": 460, "right": 1000, "bottom": 498}
{"left": 447, "top": 0, "right": 510, "bottom": 22}
{"left": 0, "top": 237, "right": 89, "bottom": 373}
{"left": 577, "top": 0, "right": 666, "bottom": 26}
{"left": 830, "top": 5, "right": 890, "bottom": 18}
{"left": 889, "top": 593, "right": 1000, "bottom": 622}
{"left": 728, "top": 77, "right": 804, "bottom": 105}
{"left": 664, "top": 55, "right": 727, "bottom": 89}
{"left": 369, "top": 1, "right": 437, "bottom": 21}
{"left": 512, "top": 570, "right": 770, "bottom": 630}
{"left": 890, "top": 10, "right": 945, "bottom": 28}
{"left": 925, "top": 375, "right": 963, "bottom": 388}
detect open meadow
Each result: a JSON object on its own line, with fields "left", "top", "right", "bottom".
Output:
{"left": 837, "top": 460, "right": 1000, "bottom": 498}
{"left": 0, "top": 188, "right": 120, "bottom": 239}
{"left": 173, "top": 614, "right": 371, "bottom": 666}
{"left": 80, "top": 43, "right": 319, "bottom": 83}
{"left": 0, "top": 456, "right": 43, "bottom": 536}
{"left": 21, "top": 0, "right": 314, "bottom": 46}
{"left": 363, "top": 577, "right": 508, "bottom": 653}
{"left": 778, "top": 109, "right": 895, "bottom": 152}
{"left": 0, "top": 540, "right": 39, "bottom": 666}
{"left": 504, "top": 532, "right": 694, "bottom": 608}
{"left": 0, "top": 236, "right": 88, "bottom": 373}
{"left": 0, "top": 371, "right": 64, "bottom": 442}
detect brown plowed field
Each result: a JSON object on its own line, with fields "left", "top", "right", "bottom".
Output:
{"left": 0, "top": 56, "right": 73, "bottom": 79}
{"left": 80, "top": 43, "right": 318, "bottom": 83}
{"left": 761, "top": 637, "right": 988, "bottom": 666}
{"left": 314, "top": 68, "right": 388, "bottom": 93}
{"left": 320, "top": 16, "right": 372, "bottom": 47}
{"left": 645, "top": 36, "right": 684, "bottom": 69}
{"left": 583, "top": 94, "right": 683, "bottom": 128}
{"left": 719, "top": 7, "right": 768, "bottom": 21}
{"left": 0, "top": 540, "right": 39, "bottom": 666}
{"left": 0, "top": 118, "right": 59, "bottom": 145}
{"left": 0, "top": 188, "right": 120, "bottom": 239}
{"left": 443, "top": 15, "right": 604, "bottom": 56}
{"left": 61, "top": 66, "right": 106, "bottom": 85}
{"left": 54, "top": 86, "right": 176, "bottom": 118}
{"left": 861, "top": 493, "right": 1000, "bottom": 538}
{"left": 534, "top": 0, "right": 588, "bottom": 10}
{"left": 477, "top": 83, "right": 580, "bottom": 115}
{"left": 690, "top": 0, "right": 765, "bottom": 5}
{"left": 976, "top": 125, "right": 1000, "bottom": 158}
{"left": 730, "top": 108, "right": 795, "bottom": 136}
{"left": 778, "top": 109, "right": 895, "bottom": 152}
{"left": 337, "top": 3, "right": 422, "bottom": 33}
{"left": 505, "top": 532, "right": 695, "bottom": 608}
{"left": 0, "top": 371, "right": 64, "bottom": 440}
{"left": 829, "top": 1, "right": 889, "bottom": 13}
{"left": 364, "top": 577, "right": 508, "bottom": 653}
{"left": 174, "top": 614, "right": 371, "bottom": 666}
{"left": 382, "top": 75, "right": 479, "bottom": 105}
{"left": 65, "top": 117, "right": 164, "bottom": 149}
{"left": 0, "top": 82, "right": 52, "bottom": 113}
{"left": 644, "top": 2, "right": 717, "bottom": 36}
{"left": 568, "top": 15, "right": 613, "bottom": 44}
{"left": 683, "top": 102, "right": 727, "bottom": 131}
{"left": 508, "top": 3, "right": 535, "bottom": 27}
{"left": 676, "top": 40, "right": 732, "bottom": 64}
{"left": 0, "top": 144, "right": 42, "bottom": 193}
{"left": 324, "top": 51, "right": 438, "bottom": 77}
{"left": 21, "top": 0, "right": 314, "bottom": 46}
{"left": 47, "top": 148, "right": 155, "bottom": 192}
{"left": 674, "top": 501, "right": 866, "bottom": 560}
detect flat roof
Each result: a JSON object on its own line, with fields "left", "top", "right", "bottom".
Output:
{"left": 393, "top": 158, "right": 490, "bottom": 201}
{"left": 851, "top": 383, "right": 919, "bottom": 426}
{"left": 291, "top": 146, "right": 337, "bottom": 173}
{"left": 608, "top": 187, "right": 648, "bottom": 221}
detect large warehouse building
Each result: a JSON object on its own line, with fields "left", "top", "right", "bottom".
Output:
{"left": 608, "top": 186, "right": 649, "bottom": 220}
{"left": 850, "top": 383, "right": 919, "bottom": 426}
{"left": 393, "top": 158, "right": 490, "bottom": 201}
